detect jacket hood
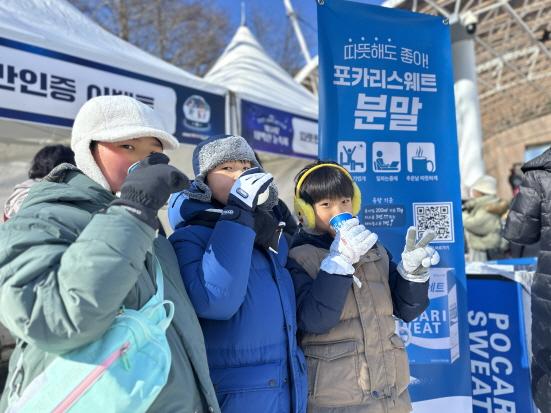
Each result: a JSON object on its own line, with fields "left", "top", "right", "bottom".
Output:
{"left": 3, "top": 179, "right": 38, "bottom": 220}
{"left": 22, "top": 163, "right": 114, "bottom": 211}
{"left": 522, "top": 148, "right": 551, "bottom": 173}
{"left": 465, "top": 194, "right": 507, "bottom": 213}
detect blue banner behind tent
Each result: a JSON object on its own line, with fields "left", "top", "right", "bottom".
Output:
{"left": 467, "top": 273, "right": 536, "bottom": 413}
{"left": 0, "top": 37, "right": 225, "bottom": 143}
{"left": 241, "top": 99, "right": 318, "bottom": 159}
{"left": 317, "top": 1, "right": 472, "bottom": 411}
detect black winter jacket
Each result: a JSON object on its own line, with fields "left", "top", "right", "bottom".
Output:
{"left": 504, "top": 148, "right": 551, "bottom": 413}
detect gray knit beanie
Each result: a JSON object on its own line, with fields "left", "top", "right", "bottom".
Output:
{"left": 185, "top": 134, "right": 278, "bottom": 208}
{"left": 193, "top": 135, "right": 259, "bottom": 177}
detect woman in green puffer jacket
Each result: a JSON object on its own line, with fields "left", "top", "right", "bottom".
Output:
{"left": 463, "top": 175, "right": 509, "bottom": 262}
{"left": 0, "top": 96, "right": 220, "bottom": 413}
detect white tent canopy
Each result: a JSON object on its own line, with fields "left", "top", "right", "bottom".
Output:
{"left": 206, "top": 25, "right": 318, "bottom": 120}
{"left": 0, "top": 0, "right": 227, "bottom": 209}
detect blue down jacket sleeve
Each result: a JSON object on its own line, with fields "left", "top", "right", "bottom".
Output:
{"left": 169, "top": 218, "right": 256, "bottom": 321}
{"left": 287, "top": 257, "right": 353, "bottom": 334}
{"left": 388, "top": 251, "right": 430, "bottom": 323}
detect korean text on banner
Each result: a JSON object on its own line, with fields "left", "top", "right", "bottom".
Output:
{"left": 240, "top": 99, "right": 318, "bottom": 159}
{"left": 0, "top": 37, "right": 225, "bottom": 143}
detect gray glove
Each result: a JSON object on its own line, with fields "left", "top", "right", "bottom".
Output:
{"left": 397, "top": 227, "right": 440, "bottom": 283}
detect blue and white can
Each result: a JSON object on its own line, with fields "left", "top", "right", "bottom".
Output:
{"left": 329, "top": 212, "right": 353, "bottom": 232}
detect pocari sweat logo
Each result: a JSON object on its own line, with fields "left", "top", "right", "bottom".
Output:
{"left": 396, "top": 267, "right": 460, "bottom": 364}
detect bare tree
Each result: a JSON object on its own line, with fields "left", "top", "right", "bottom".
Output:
{"left": 70, "top": 0, "right": 230, "bottom": 76}
{"left": 70, "top": 0, "right": 313, "bottom": 78}
{"left": 71, "top": 0, "right": 140, "bottom": 41}
{"left": 248, "top": 5, "right": 306, "bottom": 76}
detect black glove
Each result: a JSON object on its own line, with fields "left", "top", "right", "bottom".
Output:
{"left": 226, "top": 167, "right": 273, "bottom": 212}
{"left": 111, "top": 153, "right": 190, "bottom": 229}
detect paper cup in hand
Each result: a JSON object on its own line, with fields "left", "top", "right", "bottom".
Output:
{"left": 329, "top": 212, "right": 353, "bottom": 232}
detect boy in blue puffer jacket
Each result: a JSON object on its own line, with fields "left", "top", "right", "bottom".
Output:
{"left": 168, "top": 134, "right": 306, "bottom": 413}
{"left": 168, "top": 135, "right": 375, "bottom": 413}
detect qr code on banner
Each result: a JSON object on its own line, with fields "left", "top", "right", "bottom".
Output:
{"left": 413, "top": 202, "right": 454, "bottom": 243}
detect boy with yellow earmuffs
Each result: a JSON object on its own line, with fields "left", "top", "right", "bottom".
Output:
{"left": 287, "top": 161, "right": 439, "bottom": 413}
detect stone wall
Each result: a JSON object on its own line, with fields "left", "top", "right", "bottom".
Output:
{"left": 483, "top": 112, "right": 551, "bottom": 201}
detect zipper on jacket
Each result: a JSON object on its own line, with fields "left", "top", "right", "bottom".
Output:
{"left": 117, "top": 311, "right": 171, "bottom": 370}
{"left": 7, "top": 349, "right": 25, "bottom": 404}
{"left": 51, "top": 342, "right": 130, "bottom": 413}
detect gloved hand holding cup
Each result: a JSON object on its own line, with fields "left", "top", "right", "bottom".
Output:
{"left": 321, "top": 214, "right": 378, "bottom": 276}
{"left": 111, "top": 152, "right": 190, "bottom": 230}
{"left": 329, "top": 212, "right": 354, "bottom": 232}
{"left": 227, "top": 167, "right": 273, "bottom": 212}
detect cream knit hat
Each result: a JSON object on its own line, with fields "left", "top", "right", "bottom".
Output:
{"left": 71, "top": 95, "right": 179, "bottom": 190}
{"left": 471, "top": 175, "right": 497, "bottom": 196}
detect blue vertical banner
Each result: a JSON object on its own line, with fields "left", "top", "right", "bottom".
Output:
{"left": 467, "top": 273, "right": 536, "bottom": 413}
{"left": 317, "top": 1, "right": 472, "bottom": 411}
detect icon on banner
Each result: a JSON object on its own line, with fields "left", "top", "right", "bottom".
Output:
{"left": 407, "top": 143, "right": 436, "bottom": 173}
{"left": 338, "top": 141, "right": 366, "bottom": 173}
{"left": 372, "top": 142, "right": 401, "bottom": 173}
{"left": 183, "top": 95, "right": 211, "bottom": 131}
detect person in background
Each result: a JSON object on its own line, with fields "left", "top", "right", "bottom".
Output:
{"left": 3, "top": 144, "right": 75, "bottom": 221}
{"left": 506, "top": 162, "right": 540, "bottom": 258}
{"left": 289, "top": 161, "right": 438, "bottom": 413}
{"left": 504, "top": 148, "right": 551, "bottom": 413}
{"left": 508, "top": 162, "right": 524, "bottom": 197}
{"left": 462, "top": 175, "right": 508, "bottom": 261}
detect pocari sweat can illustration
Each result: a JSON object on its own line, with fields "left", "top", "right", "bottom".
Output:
{"left": 329, "top": 212, "right": 353, "bottom": 231}
{"left": 396, "top": 267, "right": 459, "bottom": 364}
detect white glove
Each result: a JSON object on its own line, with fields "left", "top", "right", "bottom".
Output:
{"left": 227, "top": 167, "right": 273, "bottom": 211}
{"left": 397, "top": 227, "right": 440, "bottom": 283}
{"left": 321, "top": 218, "right": 378, "bottom": 275}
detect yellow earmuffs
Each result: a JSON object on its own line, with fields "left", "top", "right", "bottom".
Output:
{"left": 294, "top": 163, "right": 362, "bottom": 229}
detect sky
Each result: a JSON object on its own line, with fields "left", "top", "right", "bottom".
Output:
{"left": 210, "top": 0, "right": 384, "bottom": 58}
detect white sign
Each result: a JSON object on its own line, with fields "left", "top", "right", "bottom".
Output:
{"left": 292, "top": 117, "right": 318, "bottom": 157}
{"left": 0, "top": 46, "right": 177, "bottom": 132}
